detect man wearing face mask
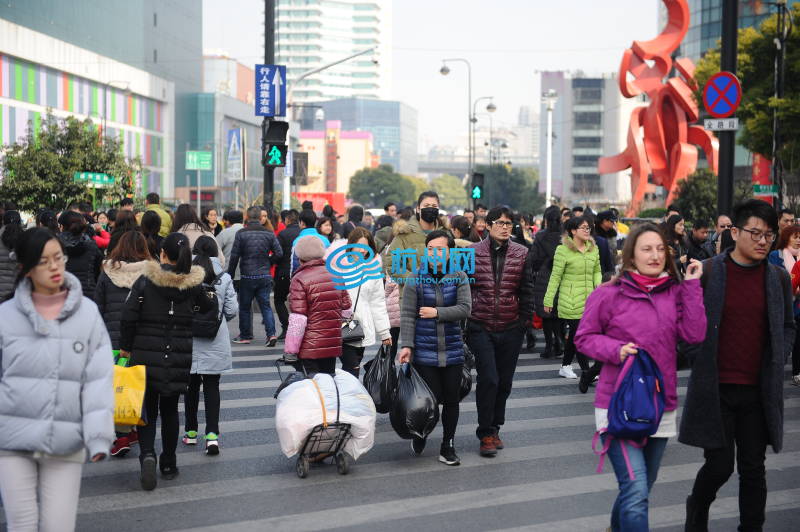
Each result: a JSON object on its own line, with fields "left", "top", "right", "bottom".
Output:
{"left": 466, "top": 206, "right": 535, "bottom": 457}
{"left": 385, "top": 191, "right": 448, "bottom": 297}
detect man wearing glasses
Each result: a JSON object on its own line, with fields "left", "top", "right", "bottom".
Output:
{"left": 682, "top": 200, "right": 795, "bottom": 531}
{"left": 466, "top": 206, "right": 535, "bottom": 457}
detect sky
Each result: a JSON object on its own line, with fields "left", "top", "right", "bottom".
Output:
{"left": 203, "top": 0, "right": 660, "bottom": 150}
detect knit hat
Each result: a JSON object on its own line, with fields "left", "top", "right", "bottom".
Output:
{"left": 294, "top": 235, "right": 325, "bottom": 262}
{"left": 597, "top": 210, "right": 618, "bottom": 222}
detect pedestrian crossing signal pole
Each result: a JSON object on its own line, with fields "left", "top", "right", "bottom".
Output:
{"left": 262, "top": 0, "right": 276, "bottom": 209}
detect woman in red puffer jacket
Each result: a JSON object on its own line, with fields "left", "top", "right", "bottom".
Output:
{"left": 285, "top": 235, "right": 351, "bottom": 375}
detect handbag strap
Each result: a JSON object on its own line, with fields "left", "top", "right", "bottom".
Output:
{"left": 350, "top": 283, "right": 363, "bottom": 316}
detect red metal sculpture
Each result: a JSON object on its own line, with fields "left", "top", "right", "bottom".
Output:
{"left": 599, "top": 0, "right": 719, "bottom": 215}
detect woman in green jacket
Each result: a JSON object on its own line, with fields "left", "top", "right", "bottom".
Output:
{"left": 543, "top": 216, "right": 601, "bottom": 379}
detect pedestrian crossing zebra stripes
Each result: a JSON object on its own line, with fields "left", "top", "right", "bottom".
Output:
{"left": 6, "top": 326, "right": 797, "bottom": 532}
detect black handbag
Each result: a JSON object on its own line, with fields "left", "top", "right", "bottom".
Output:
{"left": 341, "top": 284, "right": 365, "bottom": 344}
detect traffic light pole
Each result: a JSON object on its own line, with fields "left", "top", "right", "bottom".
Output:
{"left": 717, "top": 0, "right": 737, "bottom": 216}
{"left": 263, "top": 0, "right": 276, "bottom": 210}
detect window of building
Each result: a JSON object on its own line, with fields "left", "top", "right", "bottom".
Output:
{"left": 573, "top": 155, "right": 600, "bottom": 167}
{"left": 573, "top": 137, "right": 602, "bottom": 149}
{"left": 574, "top": 111, "right": 602, "bottom": 128}
{"left": 571, "top": 174, "right": 602, "bottom": 194}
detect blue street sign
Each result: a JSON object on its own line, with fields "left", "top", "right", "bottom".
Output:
{"left": 254, "top": 65, "right": 287, "bottom": 117}
{"left": 226, "top": 128, "right": 244, "bottom": 180}
{"left": 702, "top": 71, "right": 741, "bottom": 119}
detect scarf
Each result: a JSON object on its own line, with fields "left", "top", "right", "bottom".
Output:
{"left": 630, "top": 270, "right": 670, "bottom": 292}
{"left": 783, "top": 247, "right": 800, "bottom": 272}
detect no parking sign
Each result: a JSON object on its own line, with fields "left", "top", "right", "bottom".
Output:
{"left": 703, "top": 71, "right": 742, "bottom": 118}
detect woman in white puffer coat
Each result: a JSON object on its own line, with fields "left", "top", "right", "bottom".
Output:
{"left": 326, "top": 227, "right": 392, "bottom": 377}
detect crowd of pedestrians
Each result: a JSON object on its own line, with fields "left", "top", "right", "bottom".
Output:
{"left": 0, "top": 194, "right": 797, "bottom": 532}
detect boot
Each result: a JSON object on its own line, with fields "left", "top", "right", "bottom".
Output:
{"left": 553, "top": 334, "right": 564, "bottom": 359}
{"left": 541, "top": 321, "right": 554, "bottom": 358}
{"left": 525, "top": 329, "right": 536, "bottom": 352}
{"left": 684, "top": 494, "right": 710, "bottom": 532}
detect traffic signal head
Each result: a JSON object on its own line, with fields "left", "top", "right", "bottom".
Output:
{"left": 262, "top": 120, "right": 289, "bottom": 168}
{"left": 471, "top": 173, "right": 484, "bottom": 200}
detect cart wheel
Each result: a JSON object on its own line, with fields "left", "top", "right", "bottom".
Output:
{"left": 296, "top": 456, "right": 309, "bottom": 478}
{"left": 335, "top": 452, "right": 350, "bottom": 475}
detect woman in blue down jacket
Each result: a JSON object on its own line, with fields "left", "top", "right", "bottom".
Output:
{"left": 398, "top": 230, "right": 471, "bottom": 467}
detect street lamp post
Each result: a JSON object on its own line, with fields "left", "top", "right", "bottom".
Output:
{"left": 472, "top": 97, "right": 495, "bottom": 166}
{"left": 102, "top": 80, "right": 131, "bottom": 143}
{"left": 542, "top": 89, "right": 558, "bottom": 206}
{"left": 439, "top": 58, "right": 472, "bottom": 180}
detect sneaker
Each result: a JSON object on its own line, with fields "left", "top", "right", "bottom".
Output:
{"left": 492, "top": 433, "right": 504, "bottom": 450}
{"left": 266, "top": 336, "right": 278, "bottom": 347}
{"left": 559, "top": 365, "right": 578, "bottom": 379}
{"left": 578, "top": 370, "right": 592, "bottom": 393}
{"left": 792, "top": 374, "right": 800, "bottom": 386}
{"left": 140, "top": 454, "right": 157, "bottom": 491}
{"left": 232, "top": 337, "right": 252, "bottom": 344}
{"left": 182, "top": 430, "right": 198, "bottom": 445}
{"left": 160, "top": 464, "right": 179, "bottom": 480}
{"left": 127, "top": 429, "right": 139, "bottom": 446}
{"left": 411, "top": 436, "right": 426, "bottom": 455}
{"left": 205, "top": 433, "right": 220, "bottom": 456}
{"left": 439, "top": 440, "right": 460, "bottom": 466}
{"left": 479, "top": 436, "right": 497, "bottom": 457}
{"left": 110, "top": 435, "right": 131, "bottom": 457}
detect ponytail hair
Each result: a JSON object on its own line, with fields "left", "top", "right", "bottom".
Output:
{"left": 161, "top": 232, "right": 192, "bottom": 274}
{"left": 192, "top": 235, "right": 219, "bottom": 284}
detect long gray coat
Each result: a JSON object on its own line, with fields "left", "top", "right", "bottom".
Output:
{"left": 0, "top": 272, "right": 115, "bottom": 458}
{"left": 191, "top": 258, "right": 238, "bottom": 374}
{"left": 679, "top": 251, "right": 795, "bottom": 453}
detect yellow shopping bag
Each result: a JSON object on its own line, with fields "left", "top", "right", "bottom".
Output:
{"left": 113, "top": 358, "right": 147, "bottom": 426}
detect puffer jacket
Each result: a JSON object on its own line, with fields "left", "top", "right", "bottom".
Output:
{"left": 0, "top": 272, "right": 114, "bottom": 458}
{"left": 177, "top": 224, "right": 226, "bottom": 266}
{"left": 120, "top": 262, "right": 214, "bottom": 396}
{"left": 289, "top": 258, "right": 352, "bottom": 359}
{"left": 59, "top": 231, "right": 103, "bottom": 302}
{"left": 385, "top": 276, "right": 400, "bottom": 328}
{"left": 342, "top": 257, "right": 391, "bottom": 348}
{"left": 94, "top": 260, "right": 153, "bottom": 350}
{"left": 530, "top": 228, "right": 562, "bottom": 317}
{"left": 575, "top": 273, "right": 706, "bottom": 412}
{"left": 400, "top": 271, "right": 471, "bottom": 367}
{"left": 543, "top": 235, "right": 601, "bottom": 320}
{"left": 228, "top": 221, "right": 282, "bottom": 278}
{"left": 469, "top": 237, "right": 535, "bottom": 332}
{"left": 0, "top": 227, "right": 17, "bottom": 300}
{"left": 192, "top": 258, "right": 238, "bottom": 374}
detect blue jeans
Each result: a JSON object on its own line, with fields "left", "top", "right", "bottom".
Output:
{"left": 238, "top": 277, "right": 276, "bottom": 339}
{"left": 602, "top": 435, "right": 668, "bottom": 532}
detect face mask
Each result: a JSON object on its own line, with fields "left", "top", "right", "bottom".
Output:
{"left": 419, "top": 207, "right": 439, "bottom": 223}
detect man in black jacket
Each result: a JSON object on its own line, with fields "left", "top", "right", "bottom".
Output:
{"left": 274, "top": 209, "right": 300, "bottom": 339}
{"left": 228, "top": 206, "right": 284, "bottom": 346}
{"left": 685, "top": 218, "right": 711, "bottom": 262}
{"left": 683, "top": 200, "right": 794, "bottom": 531}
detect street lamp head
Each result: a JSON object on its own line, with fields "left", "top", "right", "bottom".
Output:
{"left": 314, "top": 108, "right": 325, "bottom": 122}
{"left": 486, "top": 102, "right": 497, "bottom": 113}
{"left": 439, "top": 64, "right": 450, "bottom": 76}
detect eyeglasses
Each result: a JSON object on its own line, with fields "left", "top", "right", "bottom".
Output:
{"left": 37, "top": 254, "right": 68, "bottom": 268}
{"left": 492, "top": 221, "right": 513, "bottom": 228}
{"left": 578, "top": 225, "right": 591, "bottom": 231}
{"left": 738, "top": 227, "right": 777, "bottom": 243}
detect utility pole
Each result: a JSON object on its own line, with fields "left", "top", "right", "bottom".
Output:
{"left": 263, "top": 0, "right": 276, "bottom": 209}
{"left": 772, "top": 0, "right": 790, "bottom": 208}
{"left": 717, "top": 0, "right": 738, "bottom": 216}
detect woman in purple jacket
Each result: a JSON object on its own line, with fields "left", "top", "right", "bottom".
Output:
{"left": 575, "top": 223, "right": 707, "bottom": 531}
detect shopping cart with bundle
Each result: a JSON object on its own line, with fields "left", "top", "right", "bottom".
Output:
{"left": 275, "top": 358, "right": 354, "bottom": 478}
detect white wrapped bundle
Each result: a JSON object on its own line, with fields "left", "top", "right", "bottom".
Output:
{"left": 275, "top": 369, "right": 377, "bottom": 459}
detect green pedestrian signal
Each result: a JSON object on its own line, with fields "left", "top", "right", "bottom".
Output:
{"left": 268, "top": 146, "right": 283, "bottom": 165}
{"left": 472, "top": 185, "right": 482, "bottom": 199}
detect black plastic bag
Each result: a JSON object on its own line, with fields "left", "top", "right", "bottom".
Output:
{"left": 463, "top": 343, "right": 476, "bottom": 370}
{"left": 459, "top": 365, "right": 472, "bottom": 400}
{"left": 390, "top": 363, "right": 439, "bottom": 440}
{"left": 362, "top": 345, "right": 397, "bottom": 414}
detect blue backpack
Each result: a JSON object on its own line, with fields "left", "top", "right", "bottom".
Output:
{"left": 592, "top": 348, "right": 666, "bottom": 480}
